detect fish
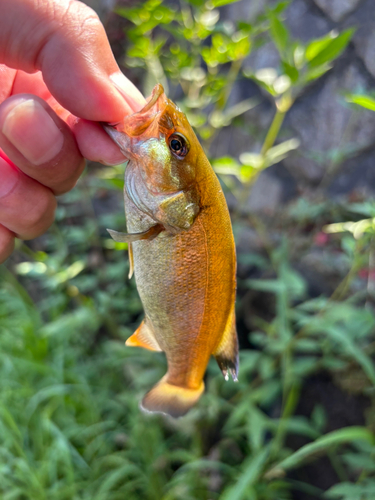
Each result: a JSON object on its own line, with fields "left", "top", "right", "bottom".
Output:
{"left": 103, "top": 84, "right": 238, "bottom": 418}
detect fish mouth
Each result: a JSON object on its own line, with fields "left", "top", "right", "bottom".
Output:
{"left": 107, "top": 84, "right": 169, "bottom": 139}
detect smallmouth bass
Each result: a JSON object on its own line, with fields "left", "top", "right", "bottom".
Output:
{"left": 104, "top": 84, "right": 238, "bottom": 418}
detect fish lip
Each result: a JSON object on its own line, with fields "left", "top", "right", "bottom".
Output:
{"left": 104, "top": 84, "right": 165, "bottom": 128}
{"left": 101, "top": 123, "right": 132, "bottom": 158}
{"left": 103, "top": 84, "right": 169, "bottom": 141}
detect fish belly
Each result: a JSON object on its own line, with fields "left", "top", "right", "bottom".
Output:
{"left": 125, "top": 182, "right": 236, "bottom": 391}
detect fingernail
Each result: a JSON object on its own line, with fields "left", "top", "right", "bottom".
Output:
{"left": 1, "top": 99, "right": 64, "bottom": 165}
{"left": 0, "top": 157, "right": 19, "bottom": 199}
{"left": 110, "top": 73, "right": 146, "bottom": 112}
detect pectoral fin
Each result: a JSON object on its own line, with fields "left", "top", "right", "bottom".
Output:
{"left": 213, "top": 306, "right": 239, "bottom": 382}
{"left": 126, "top": 319, "right": 162, "bottom": 352}
{"left": 107, "top": 224, "right": 164, "bottom": 243}
{"left": 156, "top": 191, "right": 199, "bottom": 231}
{"left": 128, "top": 243, "right": 134, "bottom": 279}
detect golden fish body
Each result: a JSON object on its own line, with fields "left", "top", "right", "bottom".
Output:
{"left": 105, "top": 85, "right": 238, "bottom": 417}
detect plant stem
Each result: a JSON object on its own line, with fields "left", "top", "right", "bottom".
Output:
{"left": 238, "top": 94, "right": 293, "bottom": 209}
{"left": 201, "top": 59, "right": 244, "bottom": 153}
{"left": 223, "top": 59, "right": 243, "bottom": 105}
{"left": 260, "top": 107, "right": 286, "bottom": 157}
{"left": 270, "top": 381, "right": 301, "bottom": 459}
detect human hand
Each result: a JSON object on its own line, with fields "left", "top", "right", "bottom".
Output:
{"left": 0, "top": 0, "right": 146, "bottom": 263}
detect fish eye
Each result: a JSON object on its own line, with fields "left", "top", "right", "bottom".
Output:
{"left": 168, "top": 133, "right": 189, "bottom": 158}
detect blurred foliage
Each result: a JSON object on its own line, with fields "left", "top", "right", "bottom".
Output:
{"left": 1, "top": 0, "right": 375, "bottom": 499}
{"left": 116, "top": 0, "right": 352, "bottom": 188}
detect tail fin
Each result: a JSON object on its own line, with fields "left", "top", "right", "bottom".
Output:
{"left": 141, "top": 376, "right": 204, "bottom": 418}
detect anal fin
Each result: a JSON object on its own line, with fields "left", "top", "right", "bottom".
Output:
{"left": 126, "top": 319, "right": 162, "bottom": 352}
{"left": 213, "top": 306, "right": 239, "bottom": 382}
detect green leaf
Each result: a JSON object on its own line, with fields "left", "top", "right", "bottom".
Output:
{"left": 221, "top": 447, "right": 270, "bottom": 500}
{"left": 304, "top": 63, "right": 332, "bottom": 83}
{"left": 343, "top": 452, "right": 375, "bottom": 472}
{"left": 269, "top": 14, "right": 289, "bottom": 55}
{"left": 270, "top": 416, "right": 320, "bottom": 439}
{"left": 240, "top": 164, "right": 258, "bottom": 182}
{"left": 306, "top": 31, "right": 337, "bottom": 61}
{"left": 307, "top": 29, "right": 354, "bottom": 68}
{"left": 265, "top": 427, "right": 374, "bottom": 479}
{"left": 212, "top": 156, "right": 240, "bottom": 176}
{"left": 348, "top": 201, "right": 375, "bottom": 217}
{"left": 347, "top": 94, "right": 375, "bottom": 112}
{"left": 325, "top": 325, "right": 375, "bottom": 385}
{"left": 239, "top": 152, "right": 263, "bottom": 169}
{"left": 265, "top": 138, "right": 300, "bottom": 166}
{"left": 246, "top": 278, "right": 285, "bottom": 294}
{"left": 248, "top": 67, "right": 278, "bottom": 96}
{"left": 281, "top": 61, "right": 299, "bottom": 83}
{"left": 272, "top": 1, "right": 290, "bottom": 15}
{"left": 247, "top": 406, "right": 269, "bottom": 451}
{"left": 209, "top": 97, "right": 259, "bottom": 128}
{"left": 210, "top": 0, "right": 242, "bottom": 7}
{"left": 326, "top": 480, "right": 375, "bottom": 500}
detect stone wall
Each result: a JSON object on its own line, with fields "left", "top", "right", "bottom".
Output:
{"left": 226, "top": 0, "right": 375, "bottom": 211}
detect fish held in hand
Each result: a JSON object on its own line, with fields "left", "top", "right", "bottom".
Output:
{"left": 104, "top": 84, "right": 238, "bottom": 418}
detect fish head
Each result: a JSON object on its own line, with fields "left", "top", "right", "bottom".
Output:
{"left": 103, "top": 84, "right": 201, "bottom": 195}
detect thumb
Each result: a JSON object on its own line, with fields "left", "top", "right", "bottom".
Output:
{"left": 0, "top": 0, "right": 145, "bottom": 122}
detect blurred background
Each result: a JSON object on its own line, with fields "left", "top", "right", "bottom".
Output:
{"left": 2, "top": 0, "right": 375, "bottom": 498}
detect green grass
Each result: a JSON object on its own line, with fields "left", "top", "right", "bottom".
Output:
{"left": 2, "top": 195, "right": 375, "bottom": 498}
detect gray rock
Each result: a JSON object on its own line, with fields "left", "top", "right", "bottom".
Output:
{"left": 345, "top": 0, "right": 375, "bottom": 79}
{"left": 243, "top": 42, "right": 280, "bottom": 73}
{"left": 222, "top": 0, "right": 270, "bottom": 23}
{"left": 81, "top": 0, "right": 116, "bottom": 19}
{"left": 210, "top": 81, "right": 273, "bottom": 161}
{"left": 235, "top": 226, "right": 264, "bottom": 254}
{"left": 211, "top": 123, "right": 264, "bottom": 159}
{"left": 300, "top": 248, "right": 350, "bottom": 278}
{"left": 286, "top": 0, "right": 333, "bottom": 42}
{"left": 328, "top": 150, "right": 375, "bottom": 197}
{"left": 284, "top": 62, "right": 375, "bottom": 183}
{"left": 245, "top": 171, "right": 284, "bottom": 215}
{"left": 313, "top": 0, "right": 362, "bottom": 22}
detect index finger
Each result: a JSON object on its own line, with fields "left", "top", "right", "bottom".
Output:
{"left": 0, "top": 0, "right": 145, "bottom": 122}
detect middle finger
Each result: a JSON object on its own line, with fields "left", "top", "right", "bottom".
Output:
{"left": 0, "top": 94, "right": 85, "bottom": 195}
{"left": 0, "top": 155, "right": 56, "bottom": 239}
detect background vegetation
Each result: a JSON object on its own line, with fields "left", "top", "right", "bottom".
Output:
{"left": 2, "top": 0, "right": 375, "bottom": 498}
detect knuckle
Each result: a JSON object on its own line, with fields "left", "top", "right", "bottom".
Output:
{"left": 23, "top": 192, "right": 57, "bottom": 238}
{"left": 53, "top": 158, "right": 86, "bottom": 195}
{"left": 61, "top": 1, "right": 102, "bottom": 41}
